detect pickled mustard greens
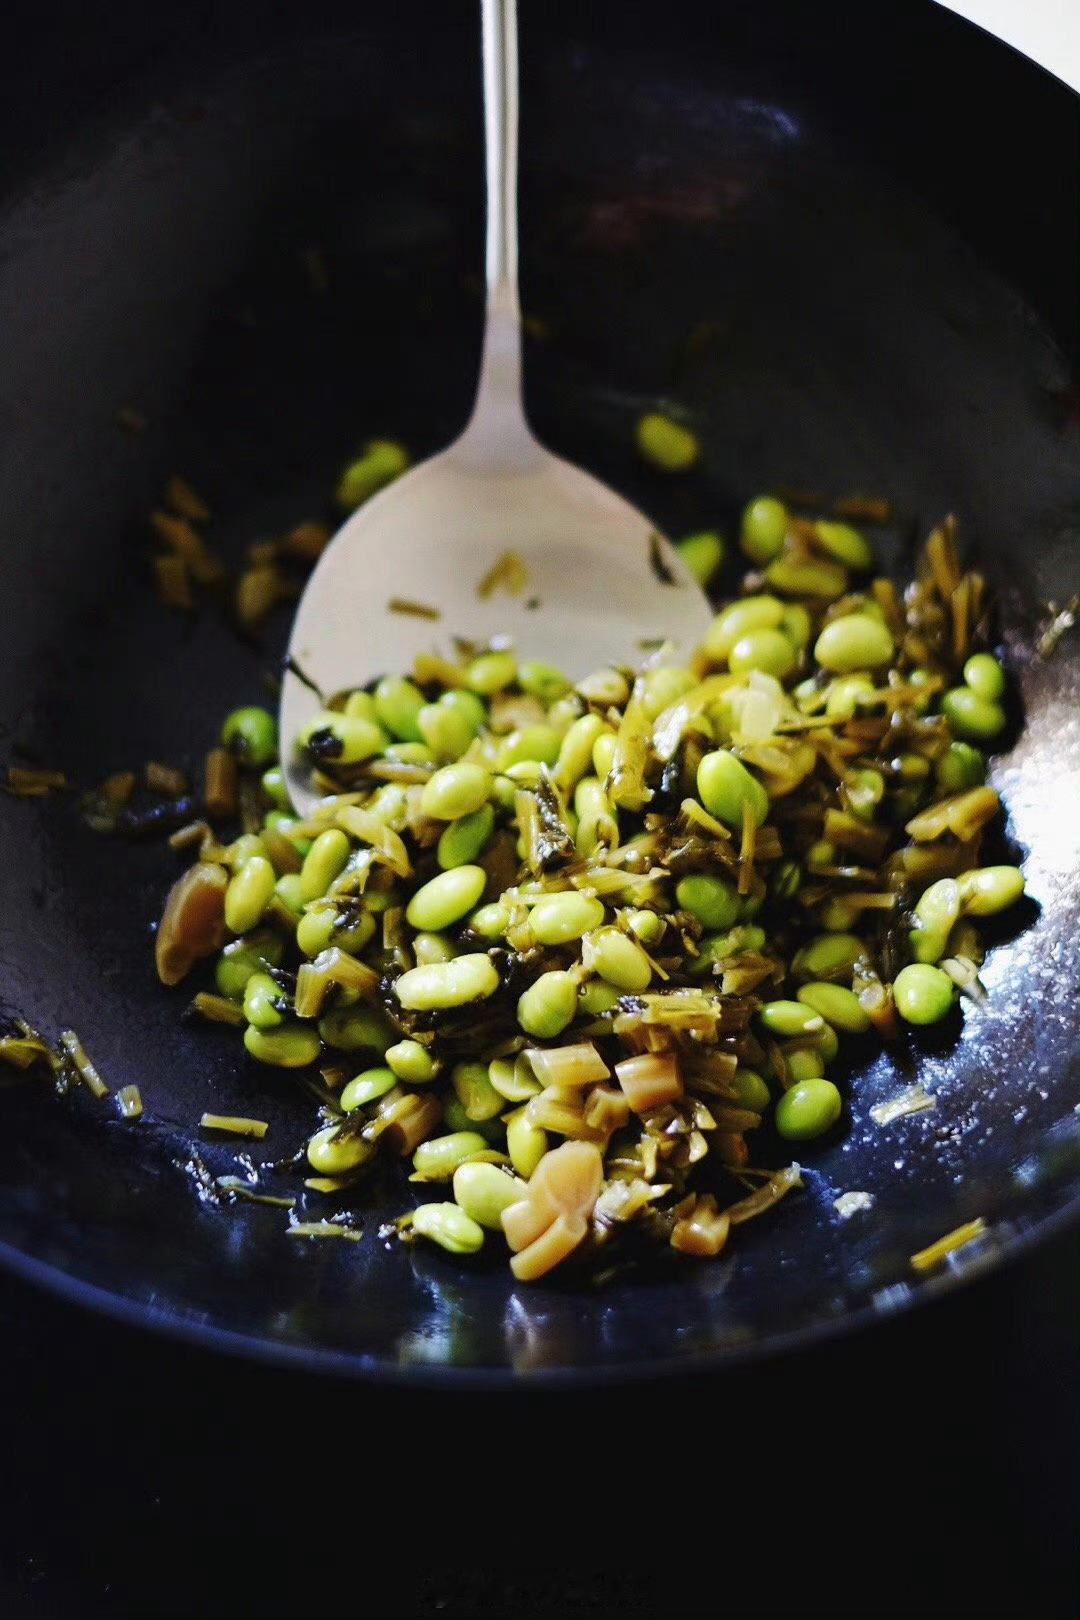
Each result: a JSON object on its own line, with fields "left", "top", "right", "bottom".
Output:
{"left": 153, "top": 509, "right": 1026, "bottom": 1280}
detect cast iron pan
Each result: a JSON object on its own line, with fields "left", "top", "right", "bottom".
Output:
{"left": 0, "top": 0, "right": 1077, "bottom": 1381}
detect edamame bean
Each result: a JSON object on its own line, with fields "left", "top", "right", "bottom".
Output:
{"left": 813, "top": 520, "right": 872, "bottom": 569}
{"left": 468, "top": 901, "right": 511, "bottom": 940}
{"left": 675, "top": 873, "right": 741, "bottom": 930}
{"left": 814, "top": 613, "right": 895, "bottom": 672}
{"left": 215, "top": 931, "right": 285, "bottom": 999}
{"left": 384, "top": 741, "right": 436, "bottom": 766}
{"left": 299, "top": 828, "right": 351, "bottom": 902}
{"left": 318, "top": 1005, "right": 396, "bottom": 1054}
{"left": 497, "top": 727, "right": 562, "bottom": 770}
{"left": 296, "top": 905, "right": 375, "bottom": 958}
{"left": 221, "top": 705, "right": 278, "bottom": 768}
{"left": 957, "top": 865, "right": 1025, "bottom": 916}
{"left": 935, "top": 741, "right": 985, "bottom": 792}
{"left": 418, "top": 692, "right": 485, "bottom": 760}
{"left": 394, "top": 954, "right": 500, "bottom": 1011}
{"left": 587, "top": 927, "right": 652, "bottom": 992}
{"left": 796, "top": 982, "right": 871, "bottom": 1033}
{"left": 243, "top": 970, "right": 287, "bottom": 1031}
{"left": 298, "top": 710, "right": 387, "bottom": 764}
{"left": 261, "top": 765, "right": 291, "bottom": 810}
{"left": 341, "top": 1066, "right": 397, "bottom": 1111}
{"left": 274, "top": 873, "right": 304, "bottom": 917}
{"left": 765, "top": 556, "right": 848, "bottom": 599}
{"left": 506, "top": 1109, "right": 547, "bottom": 1177}
{"left": 554, "top": 714, "right": 607, "bottom": 793}
{"left": 577, "top": 980, "right": 621, "bottom": 1016}
{"left": 784, "top": 1046, "right": 826, "bottom": 1083}
{"left": 307, "top": 1123, "right": 376, "bottom": 1173}
{"left": 728, "top": 628, "right": 797, "bottom": 679}
{"left": 641, "top": 666, "right": 697, "bottom": 719}
{"left": 412, "top": 932, "right": 457, "bottom": 966}
{"left": 411, "top": 1202, "right": 485, "bottom": 1254}
{"left": 893, "top": 962, "right": 955, "bottom": 1025}
{"left": 225, "top": 855, "right": 276, "bottom": 933}
{"left": 846, "top": 768, "right": 885, "bottom": 821}
{"left": 909, "top": 878, "right": 960, "bottom": 963}
{"left": 577, "top": 667, "right": 630, "bottom": 707}
{"left": 421, "top": 762, "right": 492, "bottom": 821}
{"left": 530, "top": 892, "right": 605, "bottom": 945}
{"left": 626, "top": 908, "right": 666, "bottom": 946}
{"left": 406, "top": 866, "right": 487, "bottom": 932}
{"left": 335, "top": 439, "right": 409, "bottom": 508}
{"left": 467, "top": 650, "right": 517, "bottom": 695}
{"left": 826, "top": 675, "right": 876, "bottom": 721}
{"left": 592, "top": 732, "right": 618, "bottom": 780}
{"left": 697, "top": 749, "right": 769, "bottom": 829}
{"left": 227, "top": 833, "right": 266, "bottom": 871}
{"left": 374, "top": 676, "right": 425, "bottom": 742}
{"left": 759, "top": 1000, "right": 825, "bottom": 1038}
{"left": 452, "top": 1061, "right": 504, "bottom": 1122}
{"left": 343, "top": 689, "right": 380, "bottom": 723}
{"left": 676, "top": 530, "right": 724, "bottom": 586}
{"left": 790, "top": 933, "right": 867, "bottom": 978}
{"left": 488, "top": 1056, "right": 541, "bottom": 1102}
{"left": 941, "top": 687, "right": 1006, "bottom": 741}
{"left": 517, "top": 971, "right": 578, "bottom": 1038}
{"left": 775, "top": 1078, "right": 842, "bottom": 1140}
{"left": 518, "top": 661, "right": 571, "bottom": 702}
{"left": 443, "top": 1096, "right": 502, "bottom": 1139}
{"left": 453, "top": 1162, "right": 523, "bottom": 1229}
{"left": 244, "top": 1022, "right": 321, "bottom": 1067}
{"left": 635, "top": 412, "right": 699, "bottom": 472}
{"left": 730, "top": 1068, "right": 771, "bottom": 1112}
{"left": 781, "top": 603, "right": 813, "bottom": 652}
{"left": 413, "top": 1132, "right": 489, "bottom": 1180}
{"left": 704, "top": 595, "right": 785, "bottom": 663}
{"left": 963, "top": 653, "right": 1005, "bottom": 701}
{"left": 386, "top": 1039, "right": 439, "bottom": 1084}
{"left": 739, "top": 496, "right": 788, "bottom": 564}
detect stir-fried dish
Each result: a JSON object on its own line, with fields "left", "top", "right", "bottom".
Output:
{"left": 146, "top": 485, "right": 1025, "bottom": 1280}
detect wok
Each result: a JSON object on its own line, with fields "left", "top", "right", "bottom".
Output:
{"left": 0, "top": 0, "right": 1077, "bottom": 1381}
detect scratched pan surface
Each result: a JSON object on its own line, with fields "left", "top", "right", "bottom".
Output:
{"left": 0, "top": 0, "right": 1077, "bottom": 1380}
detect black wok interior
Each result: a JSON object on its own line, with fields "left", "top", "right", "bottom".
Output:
{"left": 0, "top": 0, "right": 1077, "bottom": 1379}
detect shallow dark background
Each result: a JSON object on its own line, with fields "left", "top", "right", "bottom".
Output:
{"left": 0, "top": 0, "right": 1078, "bottom": 1610}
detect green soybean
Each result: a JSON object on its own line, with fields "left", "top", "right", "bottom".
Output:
{"left": 343, "top": 689, "right": 380, "bottom": 723}
{"left": 453, "top": 1162, "right": 523, "bottom": 1230}
{"left": 796, "top": 982, "right": 870, "bottom": 1034}
{"left": 506, "top": 1110, "right": 547, "bottom": 1177}
{"left": 676, "top": 530, "right": 724, "bottom": 586}
{"left": 730, "top": 1068, "right": 771, "bottom": 1112}
{"left": 385, "top": 1039, "right": 439, "bottom": 1084}
{"left": 244, "top": 1023, "right": 321, "bottom": 1067}
{"left": 452, "top": 1061, "right": 504, "bottom": 1123}
{"left": 296, "top": 905, "right": 375, "bottom": 958}
{"left": 941, "top": 687, "right": 1006, "bottom": 741}
{"left": 592, "top": 732, "right": 618, "bottom": 780}
{"left": 739, "top": 496, "right": 788, "bottom": 565}
{"left": 826, "top": 675, "right": 876, "bottom": 721}
{"left": 274, "top": 873, "right": 304, "bottom": 918}
{"left": 418, "top": 692, "right": 485, "bottom": 759}
{"left": 909, "top": 878, "right": 961, "bottom": 964}
{"left": 696, "top": 749, "right": 769, "bottom": 829}
{"left": 299, "top": 828, "right": 351, "bottom": 902}
{"left": 554, "top": 714, "right": 607, "bottom": 793}
{"left": 406, "top": 865, "right": 487, "bottom": 932}
{"left": 517, "top": 970, "right": 578, "bottom": 1039}
{"left": 728, "top": 627, "right": 797, "bottom": 679}
{"left": 813, "top": 520, "right": 872, "bottom": 569}
{"left": 412, "top": 932, "right": 457, "bottom": 966}
{"left": 518, "top": 661, "right": 571, "bottom": 703}
{"left": 775, "top": 1078, "right": 842, "bottom": 1140}
{"left": 791, "top": 933, "right": 865, "bottom": 983}
{"left": 225, "top": 855, "right": 276, "bottom": 933}
{"left": 306, "top": 1123, "right": 376, "bottom": 1173}
{"left": 765, "top": 556, "right": 848, "bottom": 599}
{"left": 784, "top": 1045, "right": 826, "bottom": 1083}
{"left": 413, "top": 1132, "right": 489, "bottom": 1181}
{"left": 759, "top": 1000, "right": 825, "bottom": 1038}
{"left": 488, "top": 1056, "right": 541, "bottom": 1103}
{"left": 374, "top": 676, "right": 426, "bottom": 742}
{"left": 846, "top": 768, "right": 885, "bottom": 822}
{"left": 957, "top": 865, "right": 1025, "bottom": 917}
{"left": 893, "top": 963, "right": 955, "bottom": 1025}
{"left": 384, "top": 741, "right": 436, "bottom": 767}
{"left": 781, "top": 603, "right": 813, "bottom": 652}
{"left": 243, "top": 970, "right": 287, "bottom": 1031}
{"left": 497, "top": 727, "right": 562, "bottom": 771}
{"left": 221, "top": 705, "right": 278, "bottom": 768}
{"left": 335, "top": 439, "right": 409, "bottom": 508}
{"left": 394, "top": 954, "right": 500, "bottom": 1011}
{"left": 530, "top": 892, "right": 605, "bottom": 945}
{"left": 578, "top": 979, "right": 621, "bottom": 1016}
{"left": 318, "top": 1005, "right": 396, "bottom": 1054}
{"left": 467, "top": 650, "right": 517, "bottom": 695}
{"left": 299, "top": 710, "right": 387, "bottom": 764}
{"left": 411, "top": 1202, "right": 485, "bottom": 1255}
{"left": 814, "top": 613, "right": 895, "bottom": 672}
{"left": 635, "top": 411, "right": 699, "bottom": 472}
{"left": 704, "top": 595, "right": 785, "bottom": 664}
{"left": 676, "top": 873, "right": 741, "bottom": 931}
{"left": 641, "top": 667, "right": 697, "bottom": 720}
{"left": 340, "top": 1066, "right": 397, "bottom": 1111}
{"left": 468, "top": 901, "right": 511, "bottom": 940}
{"left": 626, "top": 908, "right": 666, "bottom": 946}
{"left": 261, "top": 765, "right": 291, "bottom": 810}
{"left": 421, "top": 762, "right": 492, "bottom": 821}
{"left": 215, "top": 931, "right": 284, "bottom": 999}
{"left": 588, "top": 928, "right": 652, "bottom": 992}
{"left": 936, "top": 741, "right": 985, "bottom": 792}
{"left": 963, "top": 653, "right": 1005, "bottom": 701}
